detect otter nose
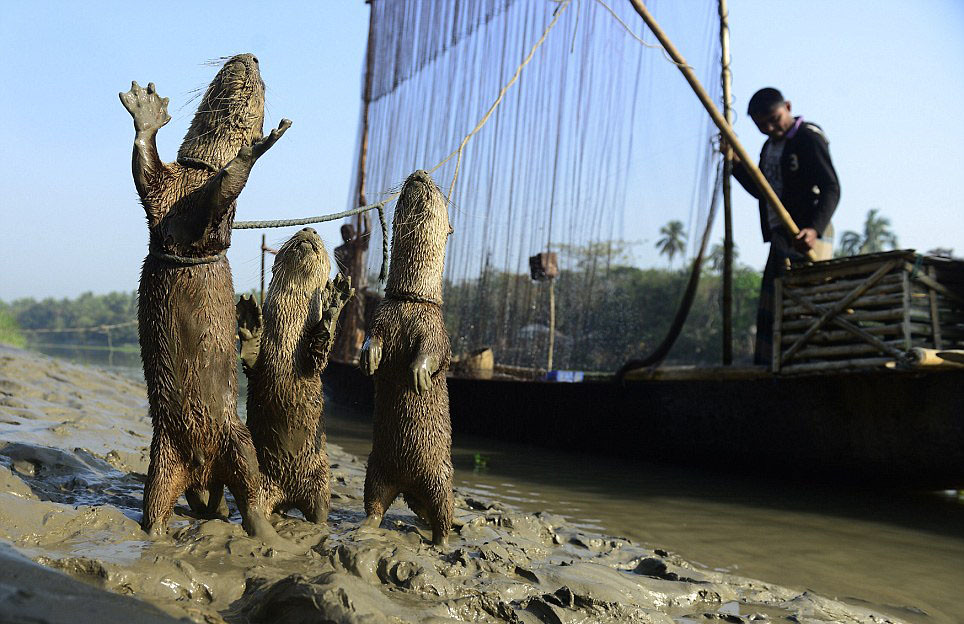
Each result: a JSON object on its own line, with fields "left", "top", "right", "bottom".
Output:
{"left": 302, "top": 227, "right": 316, "bottom": 234}
{"left": 252, "top": 56, "right": 259, "bottom": 64}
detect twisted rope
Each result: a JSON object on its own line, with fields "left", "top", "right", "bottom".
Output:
{"left": 234, "top": 201, "right": 391, "bottom": 281}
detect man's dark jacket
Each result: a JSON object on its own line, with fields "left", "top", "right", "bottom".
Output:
{"left": 732, "top": 118, "right": 840, "bottom": 242}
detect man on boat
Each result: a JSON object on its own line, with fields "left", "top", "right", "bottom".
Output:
{"left": 728, "top": 87, "right": 840, "bottom": 365}
{"left": 333, "top": 216, "right": 371, "bottom": 363}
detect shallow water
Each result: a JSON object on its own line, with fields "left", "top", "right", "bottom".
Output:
{"left": 28, "top": 347, "right": 964, "bottom": 623}
{"left": 323, "top": 399, "right": 964, "bottom": 624}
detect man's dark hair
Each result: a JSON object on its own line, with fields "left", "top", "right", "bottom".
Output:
{"left": 747, "top": 87, "right": 784, "bottom": 116}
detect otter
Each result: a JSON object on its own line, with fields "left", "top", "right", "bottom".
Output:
{"left": 359, "top": 170, "right": 454, "bottom": 546}
{"left": 120, "top": 54, "right": 291, "bottom": 544}
{"left": 236, "top": 227, "right": 353, "bottom": 524}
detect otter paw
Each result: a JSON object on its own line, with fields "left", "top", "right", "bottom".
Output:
{"left": 331, "top": 273, "right": 355, "bottom": 310}
{"left": 359, "top": 336, "right": 382, "bottom": 376}
{"left": 119, "top": 81, "right": 171, "bottom": 134}
{"left": 410, "top": 354, "right": 439, "bottom": 394}
{"left": 141, "top": 520, "right": 168, "bottom": 538}
{"left": 236, "top": 294, "right": 263, "bottom": 338}
{"left": 243, "top": 511, "right": 307, "bottom": 554}
{"left": 244, "top": 118, "right": 293, "bottom": 161}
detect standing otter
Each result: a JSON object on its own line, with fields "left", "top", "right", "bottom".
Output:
{"left": 120, "top": 54, "right": 291, "bottom": 544}
{"left": 359, "top": 170, "right": 454, "bottom": 546}
{"left": 236, "top": 227, "right": 353, "bottom": 524}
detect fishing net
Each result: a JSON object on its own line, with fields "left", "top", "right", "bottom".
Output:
{"left": 348, "top": 0, "right": 728, "bottom": 371}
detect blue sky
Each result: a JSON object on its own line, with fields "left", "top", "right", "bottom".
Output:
{"left": 1, "top": 1, "right": 962, "bottom": 301}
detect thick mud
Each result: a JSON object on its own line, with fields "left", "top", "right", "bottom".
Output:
{"left": 0, "top": 346, "right": 909, "bottom": 623}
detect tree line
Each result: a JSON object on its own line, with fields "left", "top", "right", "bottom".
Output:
{"left": 1, "top": 261, "right": 762, "bottom": 370}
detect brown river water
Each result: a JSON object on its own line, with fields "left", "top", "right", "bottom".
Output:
{"left": 323, "top": 399, "right": 964, "bottom": 624}
{"left": 31, "top": 346, "right": 964, "bottom": 623}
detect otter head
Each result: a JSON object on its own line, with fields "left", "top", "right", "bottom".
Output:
{"left": 386, "top": 170, "right": 452, "bottom": 303}
{"left": 177, "top": 53, "right": 265, "bottom": 169}
{"left": 270, "top": 228, "right": 330, "bottom": 297}
{"left": 264, "top": 228, "right": 329, "bottom": 328}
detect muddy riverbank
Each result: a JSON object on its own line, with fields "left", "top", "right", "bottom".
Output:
{"left": 0, "top": 346, "right": 943, "bottom": 623}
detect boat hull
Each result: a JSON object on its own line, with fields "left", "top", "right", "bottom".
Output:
{"left": 324, "top": 361, "right": 964, "bottom": 489}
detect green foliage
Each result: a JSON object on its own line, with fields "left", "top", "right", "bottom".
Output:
{"left": 836, "top": 208, "right": 899, "bottom": 257}
{"left": 656, "top": 221, "right": 687, "bottom": 266}
{"left": 1, "top": 291, "right": 138, "bottom": 349}
{"left": 708, "top": 239, "right": 739, "bottom": 272}
{"left": 444, "top": 249, "right": 762, "bottom": 371}
{"left": 7, "top": 256, "right": 764, "bottom": 371}
{"left": 0, "top": 307, "right": 26, "bottom": 348}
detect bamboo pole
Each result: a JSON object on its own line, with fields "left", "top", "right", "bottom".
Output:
{"left": 356, "top": 0, "right": 376, "bottom": 257}
{"left": 719, "top": 0, "right": 734, "bottom": 365}
{"left": 547, "top": 279, "right": 556, "bottom": 371}
{"left": 627, "top": 0, "right": 816, "bottom": 262}
{"left": 260, "top": 233, "right": 266, "bottom": 305}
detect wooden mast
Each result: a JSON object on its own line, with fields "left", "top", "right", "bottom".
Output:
{"left": 719, "top": 0, "right": 734, "bottom": 365}
{"left": 627, "top": 0, "right": 815, "bottom": 262}
{"left": 357, "top": 0, "right": 376, "bottom": 215}
{"left": 333, "top": 0, "right": 377, "bottom": 363}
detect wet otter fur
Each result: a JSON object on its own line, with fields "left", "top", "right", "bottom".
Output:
{"left": 120, "top": 54, "right": 292, "bottom": 544}
{"left": 236, "top": 227, "right": 353, "bottom": 524}
{"left": 360, "top": 170, "right": 454, "bottom": 546}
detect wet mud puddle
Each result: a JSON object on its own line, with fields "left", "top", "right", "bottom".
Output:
{"left": 0, "top": 346, "right": 958, "bottom": 623}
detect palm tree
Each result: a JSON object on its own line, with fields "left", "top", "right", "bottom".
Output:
{"left": 656, "top": 220, "right": 687, "bottom": 266}
{"left": 708, "top": 240, "right": 739, "bottom": 272}
{"left": 836, "top": 208, "right": 899, "bottom": 257}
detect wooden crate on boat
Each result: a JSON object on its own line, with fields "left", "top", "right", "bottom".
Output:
{"left": 773, "top": 250, "right": 964, "bottom": 373}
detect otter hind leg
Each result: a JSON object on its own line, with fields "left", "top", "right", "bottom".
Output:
{"left": 219, "top": 424, "right": 297, "bottom": 551}
{"left": 362, "top": 462, "right": 398, "bottom": 528}
{"left": 142, "top": 437, "right": 190, "bottom": 537}
{"left": 414, "top": 478, "right": 453, "bottom": 547}
{"left": 185, "top": 483, "right": 228, "bottom": 519}
{"left": 301, "top": 488, "right": 330, "bottom": 525}
{"left": 205, "top": 482, "right": 229, "bottom": 518}
{"left": 402, "top": 492, "right": 431, "bottom": 526}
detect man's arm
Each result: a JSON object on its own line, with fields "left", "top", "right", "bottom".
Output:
{"left": 799, "top": 126, "right": 840, "bottom": 236}
{"left": 721, "top": 136, "right": 764, "bottom": 200}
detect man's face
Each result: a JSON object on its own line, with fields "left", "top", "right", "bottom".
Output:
{"left": 751, "top": 101, "right": 794, "bottom": 140}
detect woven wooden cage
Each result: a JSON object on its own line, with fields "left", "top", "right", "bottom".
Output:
{"left": 773, "top": 250, "right": 964, "bottom": 373}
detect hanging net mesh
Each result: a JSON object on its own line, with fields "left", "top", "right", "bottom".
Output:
{"left": 348, "top": 0, "right": 736, "bottom": 372}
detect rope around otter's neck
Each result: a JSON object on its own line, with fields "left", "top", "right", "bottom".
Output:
{"left": 384, "top": 289, "right": 442, "bottom": 307}
{"left": 148, "top": 244, "right": 226, "bottom": 266}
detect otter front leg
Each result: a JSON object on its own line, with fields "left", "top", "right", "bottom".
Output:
{"left": 410, "top": 353, "right": 441, "bottom": 395}
{"left": 207, "top": 119, "right": 292, "bottom": 214}
{"left": 119, "top": 81, "right": 171, "bottom": 224}
{"left": 236, "top": 294, "right": 263, "bottom": 375}
{"left": 359, "top": 335, "right": 382, "bottom": 376}
{"left": 308, "top": 274, "right": 354, "bottom": 372}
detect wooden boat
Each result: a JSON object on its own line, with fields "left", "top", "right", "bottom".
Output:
{"left": 322, "top": 3, "right": 964, "bottom": 490}
{"left": 325, "top": 359, "right": 964, "bottom": 489}
{"left": 326, "top": 249, "right": 964, "bottom": 489}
